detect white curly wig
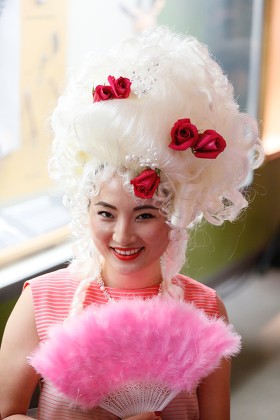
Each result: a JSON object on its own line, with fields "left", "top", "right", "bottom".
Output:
{"left": 49, "top": 26, "right": 263, "bottom": 311}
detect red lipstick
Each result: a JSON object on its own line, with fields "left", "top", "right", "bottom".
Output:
{"left": 111, "top": 247, "right": 143, "bottom": 261}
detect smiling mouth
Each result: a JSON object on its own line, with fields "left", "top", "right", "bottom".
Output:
{"left": 110, "top": 247, "right": 144, "bottom": 260}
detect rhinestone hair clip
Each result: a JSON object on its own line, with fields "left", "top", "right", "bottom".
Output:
{"left": 130, "top": 62, "right": 159, "bottom": 97}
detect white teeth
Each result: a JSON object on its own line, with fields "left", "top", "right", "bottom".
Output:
{"left": 114, "top": 248, "right": 141, "bottom": 256}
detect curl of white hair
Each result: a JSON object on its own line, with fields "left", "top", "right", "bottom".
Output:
{"left": 49, "top": 26, "right": 264, "bottom": 313}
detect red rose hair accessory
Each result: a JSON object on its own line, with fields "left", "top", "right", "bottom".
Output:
{"left": 193, "top": 129, "right": 226, "bottom": 159}
{"left": 93, "top": 75, "right": 131, "bottom": 102}
{"left": 130, "top": 169, "right": 160, "bottom": 199}
{"left": 169, "top": 118, "right": 226, "bottom": 159}
{"left": 169, "top": 119, "right": 199, "bottom": 151}
{"left": 125, "top": 148, "right": 160, "bottom": 199}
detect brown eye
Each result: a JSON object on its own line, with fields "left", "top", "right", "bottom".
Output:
{"left": 97, "top": 211, "right": 113, "bottom": 218}
{"left": 137, "top": 213, "right": 155, "bottom": 220}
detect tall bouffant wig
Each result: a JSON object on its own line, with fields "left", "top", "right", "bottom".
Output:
{"left": 49, "top": 26, "right": 263, "bottom": 311}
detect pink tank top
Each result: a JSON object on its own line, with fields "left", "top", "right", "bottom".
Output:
{"left": 26, "top": 268, "right": 220, "bottom": 420}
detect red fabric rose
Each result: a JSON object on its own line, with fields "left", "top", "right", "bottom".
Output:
{"left": 130, "top": 169, "right": 160, "bottom": 199}
{"left": 108, "top": 76, "right": 131, "bottom": 99}
{"left": 168, "top": 118, "right": 198, "bottom": 151}
{"left": 93, "top": 85, "right": 114, "bottom": 102}
{"left": 93, "top": 75, "right": 131, "bottom": 102}
{"left": 193, "top": 129, "right": 226, "bottom": 159}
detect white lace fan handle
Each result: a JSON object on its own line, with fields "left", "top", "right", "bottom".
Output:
{"left": 99, "top": 383, "right": 179, "bottom": 418}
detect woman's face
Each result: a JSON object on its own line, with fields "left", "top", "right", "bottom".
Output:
{"left": 89, "top": 176, "right": 170, "bottom": 286}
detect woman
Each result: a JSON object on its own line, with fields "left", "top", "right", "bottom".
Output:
{"left": 0, "top": 26, "right": 263, "bottom": 419}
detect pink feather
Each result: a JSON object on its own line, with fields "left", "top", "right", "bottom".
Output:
{"left": 29, "top": 297, "right": 241, "bottom": 411}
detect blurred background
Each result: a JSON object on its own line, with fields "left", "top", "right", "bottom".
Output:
{"left": 0, "top": 1, "right": 279, "bottom": 418}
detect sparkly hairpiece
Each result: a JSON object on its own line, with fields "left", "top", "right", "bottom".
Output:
{"left": 130, "top": 62, "right": 159, "bottom": 97}
{"left": 125, "top": 146, "right": 158, "bottom": 170}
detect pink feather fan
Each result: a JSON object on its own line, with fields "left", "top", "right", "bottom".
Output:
{"left": 29, "top": 297, "right": 241, "bottom": 417}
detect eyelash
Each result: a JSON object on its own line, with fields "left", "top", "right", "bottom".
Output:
{"left": 97, "top": 211, "right": 155, "bottom": 220}
{"left": 137, "top": 213, "right": 155, "bottom": 220}
{"left": 97, "top": 210, "right": 113, "bottom": 218}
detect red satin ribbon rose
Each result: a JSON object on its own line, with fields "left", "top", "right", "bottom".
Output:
{"left": 168, "top": 118, "right": 198, "bottom": 151}
{"left": 130, "top": 169, "right": 160, "bottom": 199}
{"left": 93, "top": 75, "right": 131, "bottom": 102}
{"left": 193, "top": 129, "right": 226, "bottom": 159}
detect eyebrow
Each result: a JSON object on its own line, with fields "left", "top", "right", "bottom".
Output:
{"left": 95, "top": 201, "right": 159, "bottom": 211}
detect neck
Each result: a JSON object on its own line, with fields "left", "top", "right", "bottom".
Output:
{"left": 101, "top": 264, "right": 163, "bottom": 289}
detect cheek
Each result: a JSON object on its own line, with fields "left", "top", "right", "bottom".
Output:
{"left": 146, "top": 222, "right": 170, "bottom": 249}
{"left": 90, "top": 220, "right": 111, "bottom": 246}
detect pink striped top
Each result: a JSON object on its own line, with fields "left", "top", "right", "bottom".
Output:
{"left": 25, "top": 268, "right": 220, "bottom": 420}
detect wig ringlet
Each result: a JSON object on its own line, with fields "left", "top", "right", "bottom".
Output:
{"left": 49, "top": 27, "right": 264, "bottom": 312}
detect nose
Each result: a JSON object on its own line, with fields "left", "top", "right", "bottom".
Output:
{"left": 112, "top": 218, "right": 136, "bottom": 246}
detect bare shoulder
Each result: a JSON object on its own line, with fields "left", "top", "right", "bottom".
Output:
{"left": 0, "top": 286, "right": 40, "bottom": 417}
{"left": 1, "top": 286, "right": 39, "bottom": 347}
